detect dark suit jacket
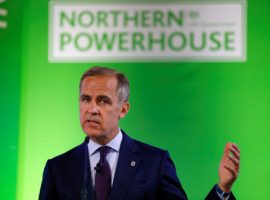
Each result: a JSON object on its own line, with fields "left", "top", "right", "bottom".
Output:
{"left": 39, "top": 132, "right": 236, "bottom": 200}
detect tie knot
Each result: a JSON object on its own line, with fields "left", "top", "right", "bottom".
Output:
{"left": 98, "top": 146, "right": 111, "bottom": 161}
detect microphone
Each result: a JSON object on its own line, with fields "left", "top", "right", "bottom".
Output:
{"left": 81, "top": 137, "right": 89, "bottom": 200}
{"left": 95, "top": 163, "right": 102, "bottom": 173}
{"left": 84, "top": 136, "right": 90, "bottom": 143}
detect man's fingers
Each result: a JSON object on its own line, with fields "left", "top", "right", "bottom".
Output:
{"left": 230, "top": 146, "right": 240, "bottom": 160}
{"left": 224, "top": 143, "right": 231, "bottom": 154}
{"left": 231, "top": 143, "right": 240, "bottom": 154}
{"left": 224, "top": 164, "right": 238, "bottom": 178}
{"left": 224, "top": 142, "right": 240, "bottom": 160}
{"left": 228, "top": 155, "right": 240, "bottom": 170}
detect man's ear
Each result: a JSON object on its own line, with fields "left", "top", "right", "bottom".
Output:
{"left": 119, "top": 102, "right": 130, "bottom": 119}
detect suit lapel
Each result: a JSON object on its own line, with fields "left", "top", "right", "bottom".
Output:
{"left": 109, "top": 132, "right": 140, "bottom": 200}
{"left": 69, "top": 142, "right": 94, "bottom": 200}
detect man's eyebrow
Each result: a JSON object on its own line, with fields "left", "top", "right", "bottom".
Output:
{"left": 80, "top": 94, "right": 90, "bottom": 98}
{"left": 97, "top": 95, "right": 111, "bottom": 100}
{"left": 97, "top": 95, "right": 112, "bottom": 103}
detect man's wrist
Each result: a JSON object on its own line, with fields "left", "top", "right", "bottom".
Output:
{"left": 215, "top": 184, "right": 231, "bottom": 198}
{"left": 218, "top": 182, "right": 231, "bottom": 193}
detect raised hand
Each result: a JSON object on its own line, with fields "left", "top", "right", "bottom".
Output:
{"left": 218, "top": 142, "right": 240, "bottom": 192}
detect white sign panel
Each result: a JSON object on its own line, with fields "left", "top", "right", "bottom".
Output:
{"left": 49, "top": 1, "right": 246, "bottom": 62}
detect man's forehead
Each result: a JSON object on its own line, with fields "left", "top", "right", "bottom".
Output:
{"left": 80, "top": 75, "right": 118, "bottom": 93}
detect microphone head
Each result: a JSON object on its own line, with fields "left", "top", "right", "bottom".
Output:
{"left": 84, "top": 136, "right": 90, "bottom": 143}
{"left": 95, "top": 163, "right": 102, "bottom": 173}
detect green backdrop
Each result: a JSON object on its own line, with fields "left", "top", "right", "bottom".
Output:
{"left": 1, "top": 0, "right": 270, "bottom": 199}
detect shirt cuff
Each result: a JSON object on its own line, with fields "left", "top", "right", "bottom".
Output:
{"left": 215, "top": 184, "right": 230, "bottom": 200}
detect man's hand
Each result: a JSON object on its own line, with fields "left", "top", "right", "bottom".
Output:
{"left": 218, "top": 142, "right": 240, "bottom": 193}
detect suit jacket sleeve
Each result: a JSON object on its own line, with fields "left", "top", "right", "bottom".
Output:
{"left": 204, "top": 185, "right": 236, "bottom": 200}
{"left": 39, "top": 159, "right": 58, "bottom": 200}
{"left": 157, "top": 151, "right": 188, "bottom": 200}
{"left": 157, "top": 151, "right": 237, "bottom": 200}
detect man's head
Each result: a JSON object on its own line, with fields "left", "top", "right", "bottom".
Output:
{"left": 79, "top": 66, "right": 130, "bottom": 145}
{"left": 80, "top": 66, "right": 130, "bottom": 103}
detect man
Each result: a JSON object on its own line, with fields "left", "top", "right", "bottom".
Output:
{"left": 39, "top": 66, "right": 240, "bottom": 200}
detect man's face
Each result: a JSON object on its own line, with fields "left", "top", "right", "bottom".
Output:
{"left": 80, "top": 75, "right": 129, "bottom": 144}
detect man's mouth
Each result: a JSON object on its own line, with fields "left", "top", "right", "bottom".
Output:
{"left": 86, "top": 119, "right": 100, "bottom": 124}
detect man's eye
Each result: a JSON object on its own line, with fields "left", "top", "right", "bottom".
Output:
{"left": 100, "top": 99, "right": 108, "bottom": 104}
{"left": 81, "top": 96, "right": 90, "bottom": 102}
{"left": 99, "top": 97, "right": 112, "bottom": 105}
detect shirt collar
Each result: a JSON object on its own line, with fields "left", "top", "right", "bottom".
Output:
{"left": 88, "top": 129, "right": 123, "bottom": 156}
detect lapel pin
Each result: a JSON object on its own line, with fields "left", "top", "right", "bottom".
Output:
{"left": 130, "top": 161, "right": 136, "bottom": 167}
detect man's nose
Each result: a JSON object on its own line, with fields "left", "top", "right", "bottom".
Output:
{"left": 87, "top": 102, "right": 99, "bottom": 115}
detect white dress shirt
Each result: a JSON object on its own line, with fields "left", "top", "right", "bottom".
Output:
{"left": 88, "top": 129, "right": 122, "bottom": 187}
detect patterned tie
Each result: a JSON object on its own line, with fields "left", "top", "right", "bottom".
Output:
{"left": 95, "top": 146, "right": 111, "bottom": 200}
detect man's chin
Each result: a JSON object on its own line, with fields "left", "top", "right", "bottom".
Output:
{"left": 84, "top": 130, "right": 109, "bottom": 144}
{"left": 83, "top": 127, "right": 103, "bottom": 137}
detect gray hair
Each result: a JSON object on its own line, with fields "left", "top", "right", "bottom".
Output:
{"left": 80, "top": 66, "right": 130, "bottom": 102}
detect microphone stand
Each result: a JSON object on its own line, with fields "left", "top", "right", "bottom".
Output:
{"left": 81, "top": 137, "right": 90, "bottom": 200}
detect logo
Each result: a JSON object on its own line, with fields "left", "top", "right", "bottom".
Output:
{"left": 0, "top": 0, "right": 8, "bottom": 29}
{"left": 49, "top": 1, "right": 246, "bottom": 62}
